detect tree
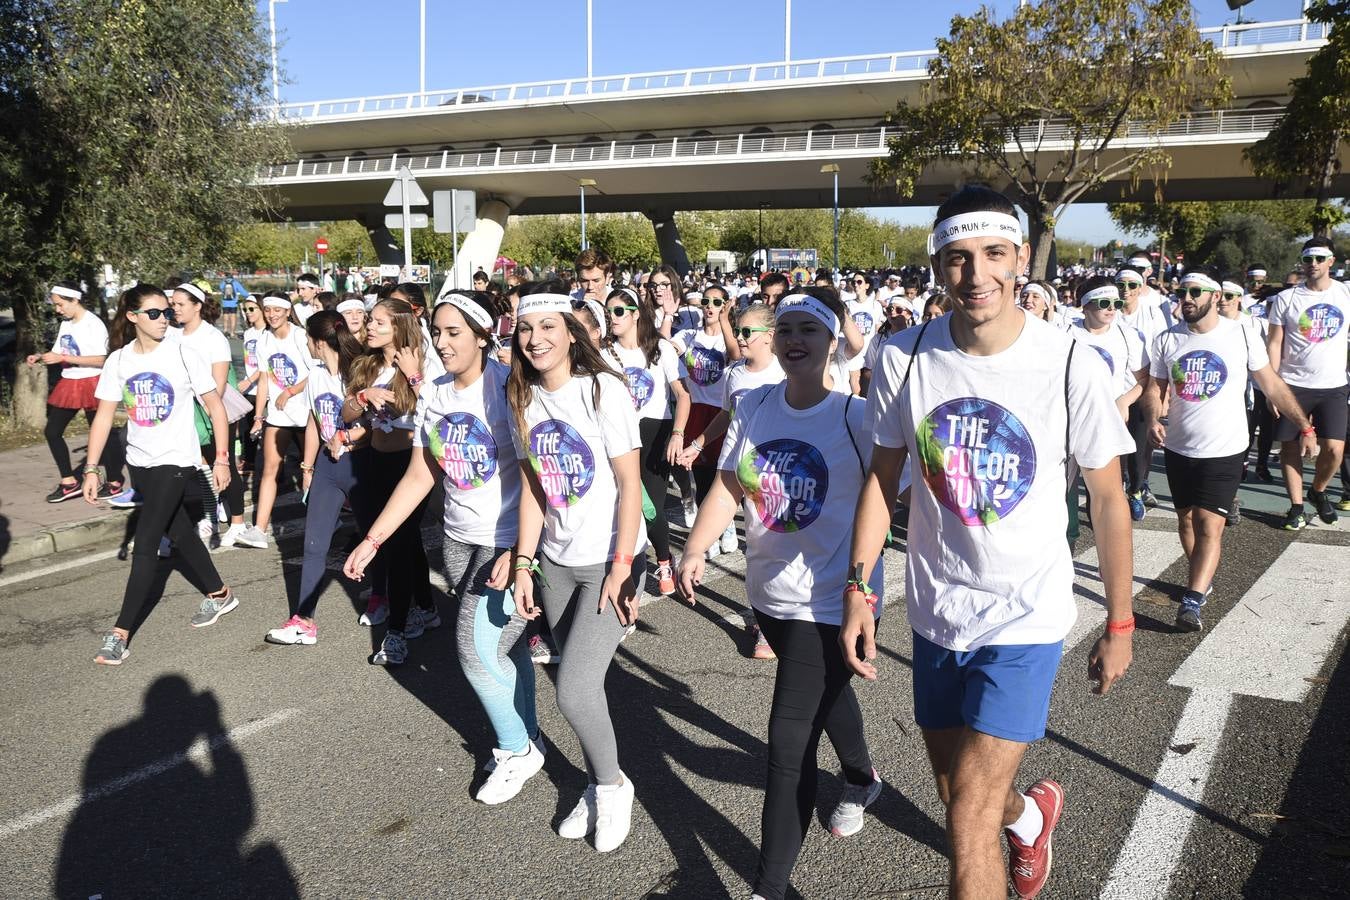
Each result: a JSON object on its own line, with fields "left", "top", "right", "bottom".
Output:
{"left": 1107, "top": 200, "right": 1317, "bottom": 253}
{"left": 870, "top": 0, "right": 1230, "bottom": 278}
{"left": 0, "top": 0, "right": 285, "bottom": 424}
{"left": 1244, "top": 1, "right": 1350, "bottom": 237}
{"left": 1189, "top": 213, "right": 1302, "bottom": 277}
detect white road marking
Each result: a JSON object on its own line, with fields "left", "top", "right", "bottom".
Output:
{"left": 0, "top": 548, "right": 121, "bottom": 590}
{"left": 0, "top": 708, "right": 300, "bottom": 840}
{"left": 1102, "top": 542, "right": 1350, "bottom": 899}
{"left": 1062, "top": 528, "right": 1181, "bottom": 654}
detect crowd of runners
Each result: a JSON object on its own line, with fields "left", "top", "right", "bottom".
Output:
{"left": 23, "top": 185, "right": 1349, "bottom": 899}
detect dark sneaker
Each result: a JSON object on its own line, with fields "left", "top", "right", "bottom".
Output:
{"left": 1127, "top": 492, "right": 1146, "bottom": 522}
{"left": 95, "top": 481, "right": 123, "bottom": 501}
{"left": 1309, "top": 489, "right": 1338, "bottom": 525}
{"left": 1139, "top": 485, "right": 1159, "bottom": 509}
{"left": 372, "top": 631, "right": 407, "bottom": 666}
{"left": 95, "top": 631, "right": 130, "bottom": 666}
{"left": 1176, "top": 590, "right": 1205, "bottom": 632}
{"left": 1007, "top": 779, "right": 1065, "bottom": 899}
{"left": 46, "top": 481, "right": 81, "bottom": 503}
{"left": 1282, "top": 505, "right": 1307, "bottom": 531}
{"left": 1255, "top": 467, "right": 1274, "bottom": 483}
{"left": 528, "top": 634, "right": 559, "bottom": 665}
{"left": 1224, "top": 499, "right": 1241, "bottom": 528}
{"left": 190, "top": 588, "right": 239, "bottom": 627}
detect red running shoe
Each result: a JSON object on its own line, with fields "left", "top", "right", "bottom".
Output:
{"left": 1006, "top": 778, "right": 1065, "bottom": 899}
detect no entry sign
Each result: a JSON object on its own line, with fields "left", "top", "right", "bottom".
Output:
{"left": 315, "top": 237, "right": 329, "bottom": 255}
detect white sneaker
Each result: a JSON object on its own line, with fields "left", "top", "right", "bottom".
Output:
{"left": 265, "top": 615, "right": 317, "bottom": 646}
{"left": 215, "top": 501, "right": 228, "bottom": 523}
{"left": 706, "top": 540, "right": 721, "bottom": 561}
{"left": 719, "top": 524, "right": 738, "bottom": 555}
{"left": 233, "top": 524, "right": 270, "bottom": 549}
{"left": 218, "top": 522, "right": 247, "bottom": 548}
{"left": 681, "top": 496, "right": 696, "bottom": 528}
{"left": 557, "top": 784, "right": 598, "bottom": 839}
{"left": 197, "top": 517, "right": 217, "bottom": 545}
{"left": 594, "top": 772, "right": 635, "bottom": 852}
{"left": 475, "top": 739, "right": 546, "bottom": 805}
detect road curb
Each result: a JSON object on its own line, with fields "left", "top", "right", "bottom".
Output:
{"left": 2, "top": 511, "right": 133, "bottom": 568}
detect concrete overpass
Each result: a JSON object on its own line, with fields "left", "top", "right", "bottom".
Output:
{"left": 257, "top": 17, "right": 1345, "bottom": 278}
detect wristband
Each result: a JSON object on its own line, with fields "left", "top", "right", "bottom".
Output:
{"left": 612, "top": 552, "right": 635, "bottom": 566}
{"left": 213, "top": 461, "right": 230, "bottom": 468}
{"left": 363, "top": 534, "right": 382, "bottom": 550}
{"left": 1300, "top": 425, "right": 1316, "bottom": 437}
{"left": 215, "top": 451, "right": 230, "bottom": 463}
{"left": 1106, "top": 616, "right": 1136, "bottom": 634}
{"left": 356, "top": 390, "right": 368, "bottom": 406}
{"left": 299, "top": 462, "right": 315, "bottom": 472}
{"left": 514, "top": 557, "right": 548, "bottom": 586}
{"left": 670, "top": 428, "right": 684, "bottom": 437}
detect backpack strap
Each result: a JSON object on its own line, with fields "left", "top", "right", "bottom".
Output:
{"left": 899, "top": 316, "right": 934, "bottom": 394}
{"left": 843, "top": 394, "right": 864, "bottom": 477}
{"left": 1063, "top": 340, "right": 1076, "bottom": 464}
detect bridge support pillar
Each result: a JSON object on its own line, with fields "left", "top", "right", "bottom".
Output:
{"left": 445, "top": 196, "right": 516, "bottom": 292}
{"left": 645, "top": 209, "right": 691, "bottom": 277}
{"left": 366, "top": 223, "right": 404, "bottom": 266}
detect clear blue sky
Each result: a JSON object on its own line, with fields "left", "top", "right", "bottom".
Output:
{"left": 261, "top": 0, "right": 1309, "bottom": 243}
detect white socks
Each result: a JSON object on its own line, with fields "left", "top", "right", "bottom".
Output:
{"left": 1006, "top": 792, "right": 1044, "bottom": 844}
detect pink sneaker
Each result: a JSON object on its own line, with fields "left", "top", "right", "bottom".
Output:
{"left": 1006, "top": 778, "right": 1065, "bottom": 899}
{"left": 359, "top": 594, "right": 388, "bottom": 626}
{"left": 265, "top": 615, "right": 317, "bottom": 646}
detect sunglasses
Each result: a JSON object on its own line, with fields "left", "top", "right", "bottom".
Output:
{"left": 1302, "top": 255, "right": 1332, "bottom": 264}
{"left": 132, "top": 307, "right": 173, "bottom": 320}
{"left": 241, "top": 306, "right": 260, "bottom": 313}
{"left": 700, "top": 297, "right": 725, "bottom": 307}
{"left": 649, "top": 282, "right": 673, "bottom": 290}
{"left": 1182, "top": 286, "right": 1213, "bottom": 299}
{"left": 1093, "top": 298, "right": 1126, "bottom": 310}
{"left": 852, "top": 279, "right": 866, "bottom": 286}
{"left": 736, "top": 326, "right": 772, "bottom": 340}
{"left": 1222, "top": 292, "right": 1241, "bottom": 301}
{"left": 1115, "top": 281, "right": 1141, "bottom": 290}
{"left": 608, "top": 304, "right": 638, "bottom": 318}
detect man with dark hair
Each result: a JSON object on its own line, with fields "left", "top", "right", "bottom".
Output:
{"left": 573, "top": 248, "right": 614, "bottom": 302}
{"left": 1265, "top": 237, "right": 1350, "bottom": 528}
{"left": 758, "top": 272, "right": 789, "bottom": 307}
{"left": 846, "top": 185, "right": 1135, "bottom": 900}
{"left": 472, "top": 270, "right": 490, "bottom": 290}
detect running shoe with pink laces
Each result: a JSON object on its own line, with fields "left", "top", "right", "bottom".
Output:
{"left": 1006, "top": 778, "right": 1065, "bottom": 899}
{"left": 265, "top": 615, "right": 317, "bottom": 646}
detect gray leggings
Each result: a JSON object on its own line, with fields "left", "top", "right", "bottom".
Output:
{"left": 537, "top": 555, "right": 645, "bottom": 785}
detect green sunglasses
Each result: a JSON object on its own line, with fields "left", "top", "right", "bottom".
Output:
{"left": 1183, "top": 286, "right": 1214, "bottom": 299}
{"left": 736, "top": 326, "right": 772, "bottom": 340}
{"left": 700, "top": 296, "right": 726, "bottom": 307}
{"left": 608, "top": 304, "right": 639, "bottom": 318}
{"left": 1093, "top": 298, "right": 1126, "bottom": 310}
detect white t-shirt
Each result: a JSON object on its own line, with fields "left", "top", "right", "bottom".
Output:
{"left": 52, "top": 313, "right": 109, "bottom": 380}
{"left": 242, "top": 326, "right": 264, "bottom": 395}
{"left": 1149, "top": 317, "right": 1269, "bottom": 458}
{"left": 867, "top": 312, "right": 1133, "bottom": 651}
{"left": 511, "top": 372, "right": 647, "bottom": 567}
{"left": 722, "top": 357, "right": 784, "bottom": 412}
{"left": 96, "top": 339, "right": 216, "bottom": 468}
{"left": 1120, "top": 300, "right": 1171, "bottom": 349}
{"left": 847, "top": 298, "right": 885, "bottom": 345}
{"left": 674, "top": 329, "right": 729, "bottom": 408}
{"left": 1267, "top": 281, "right": 1350, "bottom": 389}
{"left": 413, "top": 359, "right": 521, "bottom": 548}
{"left": 303, "top": 362, "right": 349, "bottom": 443}
{"left": 259, "top": 326, "right": 312, "bottom": 428}
{"left": 607, "top": 340, "right": 680, "bottom": 421}
{"left": 719, "top": 383, "right": 882, "bottom": 626}
{"left": 176, "top": 322, "right": 232, "bottom": 373}
{"left": 369, "top": 365, "right": 418, "bottom": 432}
{"left": 1068, "top": 322, "right": 1147, "bottom": 399}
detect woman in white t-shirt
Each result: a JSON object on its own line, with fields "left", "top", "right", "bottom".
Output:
{"left": 238, "top": 296, "right": 266, "bottom": 475}
{"left": 344, "top": 293, "right": 546, "bottom": 805}
{"left": 342, "top": 298, "right": 434, "bottom": 665}
{"left": 503, "top": 290, "right": 647, "bottom": 853}
{"left": 247, "top": 293, "right": 311, "bottom": 547}
{"left": 168, "top": 284, "right": 252, "bottom": 547}
{"left": 264, "top": 311, "right": 368, "bottom": 648}
{"left": 80, "top": 285, "right": 240, "bottom": 666}
{"left": 677, "top": 293, "right": 885, "bottom": 900}
{"left": 25, "top": 282, "right": 125, "bottom": 502}
{"left": 602, "top": 286, "right": 691, "bottom": 597}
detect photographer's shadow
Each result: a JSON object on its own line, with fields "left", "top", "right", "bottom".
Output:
{"left": 54, "top": 675, "right": 297, "bottom": 899}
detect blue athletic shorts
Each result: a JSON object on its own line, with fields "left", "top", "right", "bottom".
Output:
{"left": 911, "top": 630, "right": 1063, "bottom": 743}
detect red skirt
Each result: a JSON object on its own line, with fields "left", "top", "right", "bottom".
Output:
{"left": 684, "top": 402, "right": 725, "bottom": 466}
{"left": 48, "top": 374, "right": 98, "bottom": 410}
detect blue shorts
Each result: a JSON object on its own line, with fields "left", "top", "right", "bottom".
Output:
{"left": 911, "top": 631, "right": 1062, "bottom": 743}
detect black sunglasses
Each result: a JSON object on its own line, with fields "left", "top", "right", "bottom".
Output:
{"left": 132, "top": 307, "right": 173, "bottom": 320}
{"left": 1183, "top": 286, "right": 1213, "bottom": 299}
{"left": 1093, "top": 298, "right": 1126, "bottom": 310}
{"left": 1222, "top": 292, "right": 1241, "bottom": 301}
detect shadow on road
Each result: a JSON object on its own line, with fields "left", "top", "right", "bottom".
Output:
{"left": 54, "top": 675, "right": 297, "bottom": 900}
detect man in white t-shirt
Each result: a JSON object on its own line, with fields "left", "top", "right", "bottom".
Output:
{"left": 1143, "top": 268, "right": 1314, "bottom": 631}
{"left": 1115, "top": 266, "right": 1170, "bottom": 511}
{"left": 1264, "top": 238, "right": 1350, "bottom": 529}
{"left": 844, "top": 187, "right": 1136, "bottom": 900}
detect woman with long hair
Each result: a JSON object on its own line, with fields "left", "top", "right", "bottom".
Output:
{"left": 265, "top": 311, "right": 368, "bottom": 646}
{"left": 602, "top": 285, "right": 691, "bottom": 596}
{"left": 25, "top": 281, "right": 125, "bottom": 503}
{"left": 343, "top": 298, "right": 436, "bottom": 665}
{"left": 82, "top": 285, "right": 241, "bottom": 665}
{"left": 237, "top": 295, "right": 267, "bottom": 476}
{"left": 246, "top": 292, "right": 311, "bottom": 548}
{"left": 678, "top": 294, "right": 885, "bottom": 900}
{"left": 499, "top": 289, "right": 646, "bottom": 852}
{"left": 344, "top": 292, "right": 545, "bottom": 803}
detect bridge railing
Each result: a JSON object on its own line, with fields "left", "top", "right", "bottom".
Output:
{"left": 260, "top": 106, "right": 1284, "bottom": 182}
{"left": 273, "top": 18, "right": 1325, "bottom": 123}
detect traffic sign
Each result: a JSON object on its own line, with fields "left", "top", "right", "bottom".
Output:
{"left": 385, "top": 213, "right": 429, "bottom": 230}
{"left": 314, "top": 237, "right": 329, "bottom": 255}
{"left": 383, "top": 167, "right": 429, "bottom": 207}
{"left": 433, "top": 190, "right": 477, "bottom": 234}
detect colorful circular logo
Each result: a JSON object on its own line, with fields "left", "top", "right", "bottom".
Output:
{"left": 59, "top": 334, "right": 79, "bottom": 355}
{"left": 623, "top": 367, "right": 655, "bottom": 410}
{"left": 313, "top": 392, "right": 344, "bottom": 441}
{"left": 122, "top": 372, "right": 175, "bottom": 427}
{"left": 852, "top": 311, "right": 875, "bottom": 335}
{"left": 1091, "top": 344, "right": 1115, "bottom": 374}
{"left": 682, "top": 344, "right": 724, "bottom": 386}
{"left": 1297, "top": 303, "right": 1345, "bottom": 343}
{"left": 528, "top": 419, "right": 595, "bottom": 507}
{"left": 268, "top": 352, "right": 299, "bottom": 388}
{"left": 917, "top": 397, "right": 1037, "bottom": 527}
{"left": 735, "top": 438, "right": 829, "bottom": 533}
{"left": 429, "top": 411, "right": 499, "bottom": 490}
{"left": 244, "top": 338, "right": 258, "bottom": 371}
{"left": 1169, "top": 350, "right": 1227, "bottom": 403}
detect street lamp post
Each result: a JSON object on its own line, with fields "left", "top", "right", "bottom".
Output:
{"left": 758, "top": 202, "right": 769, "bottom": 273}
{"left": 268, "top": 0, "right": 288, "bottom": 109}
{"left": 579, "top": 179, "right": 597, "bottom": 249}
{"left": 821, "top": 164, "right": 840, "bottom": 273}
{"left": 419, "top": 0, "right": 427, "bottom": 97}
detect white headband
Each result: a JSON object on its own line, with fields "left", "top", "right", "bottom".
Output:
{"left": 1221, "top": 281, "right": 1244, "bottom": 296}
{"left": 929, "top": 212, "right": 1023, "bottom": 255}
{"left": 576, "top": 297, "right": 607, "bottom": 337}
{"left": 336, "top": 298, "right": 366, "bottom": 314}
{"left": 516, "top": 293, "right": 574, "bottom": 319}
{"left": 50, "top": 286, "right": 82, "bottom": 300}
{"left": 1021, "top": 283, "right": 1053, "bottom": 304}
{"left": 1302, "top": 247, "right": 1334, "bottom": 259}
{"left": 775, "top": 296, "right": 839, "bottom": 336}
{"left": 1115, "top": 269, "right": 1143, "bottom": 284}
{"left": 1246, "top": 268, "right": 1267, "bottom": 278}
{"left": 262, "top": 296, "right": 293, "bottom": 310}
{"left": 174, "top": 283, "right": 206, "bottom": 303}
{"left": 1081, "top": 285, "right": 1121, "bottom": 305}
{"left": 613, "top": 287, "right": 641, "bottom": 307}
{"left": 434, "top": 292, "right": 494, "bottom": 331}
{"left": 1180, "top": 273, "right": 1220, "bottom": 292}
{"left": 1128, "top": 256, "right": 1152, "bottom": 269}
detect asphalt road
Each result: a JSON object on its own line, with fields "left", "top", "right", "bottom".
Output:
{"left": 0, "top": 472, "right": 1347, "bottom": 900}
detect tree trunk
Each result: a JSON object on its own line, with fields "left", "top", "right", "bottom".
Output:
{"left": 10, "top": 285, "right": 49, "bottom": 428}
{"left": 1311, "top": 136, "right": 1338, "bottom": 238}
{"left": 1026, "top": 209, "right": 1055, "bottom": 280}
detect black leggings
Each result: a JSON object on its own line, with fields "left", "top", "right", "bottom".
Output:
{"left": 116, "top": 465, "right": 225, "bottom": 632}
{"left": 638, "top": 417, "right": 674, "bottom": 561}
{"left": 752, "top": 610, "right": 875, "bottom": 900}
{"left": 191, "top": 426, "right": 245, "bottom": 521}
{"left": 1123, "top": 404, "right": 1151, "bottom": 494}
{"left": 1251, "top": 388, "right": 1276, "bottom": 473}
{"left": 367, "top": 446, "right": 432, "bottom": 632}
{"left": 46, "top": 405, "right": 125, "bottom": 483}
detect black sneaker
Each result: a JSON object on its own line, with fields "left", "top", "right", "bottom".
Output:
{"left": 95, "top": 481, "right": 123, "bottom": 501}
{"left": 46, "top": 481, "right": 82, "bottom": 503}
{"left": 1176, "top": 590, "right": 1205, "bottom": 632}
{"left": 1282, "top": 504, "right": 1307, "bottom": 531}
{"left": 1308, "top": 489, "right": 1339, "bottom": 525}
{"left": 1255, "top": 468, "right": 1275, "bottom": 483}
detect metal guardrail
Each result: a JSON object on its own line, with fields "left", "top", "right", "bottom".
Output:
{"left": 259, "top": 106, "right": 1287, "bottom": 183}
{"left": 273, "top": 18, "right": 1328, "bottom": 124}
